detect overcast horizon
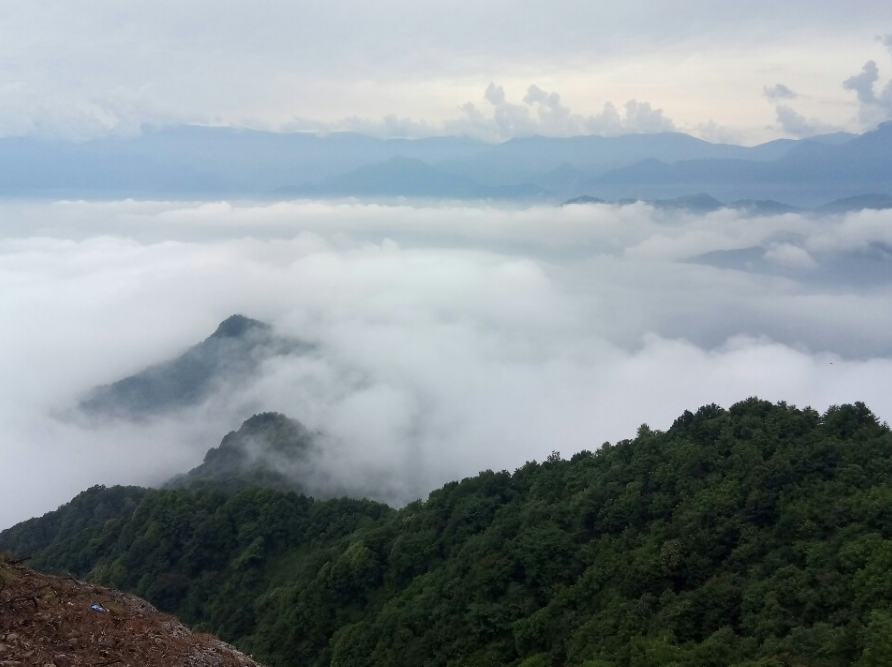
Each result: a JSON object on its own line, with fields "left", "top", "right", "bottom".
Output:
{"left": 2, "top": 2, "right": 892, "bottom": 144}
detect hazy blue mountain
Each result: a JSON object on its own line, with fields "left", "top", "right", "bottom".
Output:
{"left": 532, "top": 162, "right": 592, "bottom": 193}
{"left": 644, "top": 192, "right": 724, "bottom": 212}
{"left": 468, "top": 182, "right": 552, "bottom": 200}
{"left": 813, "top": 193, "right": 892, "bottom": 214}
{"left": 126, "top": 127, "right": 487, "bottom": 192}
{"left": 79, "top": 315, "right": 308, "bottom": 419}
{"left": 436, "top": 132, "right": 801, "bottom": 191}
{"left": 0, "top": 124, "right": 881, "bottom": 202}
{"left": 560, "top": 191, "right": 892, "bottom": 216}
{"left": 0, "top": 135, "right": 231, "bottom": 197}
{"left": 804, "top": 131, "right": 858, "bottom": 145}
{"left": 282, "top": 156, "right": 550, "bottom": 200}
{"left": 727, "top": 199, "right": 800, "bottom": 215}
{"left": 595, "top": 158, "right": 763, "bottom": 186}
{"left": 690, "top": 246, "right": 768, "bottom": 272}
{"left": 312, "top": 156, "right": 479, "bottom": 198}
{"left": 773, "top": 123, "right": 892, "bottom": 181}
{"left": 561, "top": 194, "right": 606, "bottom": 205}
{"left": 581, "top": 122, "right": 892, "bottom": 206}
{"left": 561, "top": 194, "right": 797, "bottom": 215}
{"left": 0, "top": 127, "right": 489, "bottom": 198}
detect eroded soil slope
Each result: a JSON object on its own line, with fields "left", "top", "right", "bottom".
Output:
{"left": 0, "top": 554, "right": 264, "bottom": 667}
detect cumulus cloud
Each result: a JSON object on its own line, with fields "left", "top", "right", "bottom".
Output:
{"left": 692, "top": 120, "right": 747, "bottom": 144}
{"left": 844, "top": 61, "right": 880, "bottom": 104}
{"left": 764, "top": 83, "right": 797, "bottom": 101}
{"left": 298, "top": 84, "right": 676, "bottom": 141}
{"left": 1, "top": 199, "right": 891, "bottom": 529}
{"left": 618, "top": 100, "right": 677, "bottom": 133}
{"left": 462, "top": 85, "right": 678, "bottom": 139}
{"left": 775, "top": 103, "right": 838, "bottom": 137}
{"left": 843, "top": 58, "right": 892, "bottom": 126}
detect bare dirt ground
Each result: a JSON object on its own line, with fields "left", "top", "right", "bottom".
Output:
{"left": 0, "top": 553, "right": 266, "bottom": 667}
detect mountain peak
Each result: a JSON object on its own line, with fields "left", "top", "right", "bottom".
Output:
{"left": 167, "top": 412, "right": 317, "bottom": 492}
{"left": 211, "top": 314, "right": 269, "bottom": 339}
{"left": 78, "top": 315, "right": 307, "bottom": 420}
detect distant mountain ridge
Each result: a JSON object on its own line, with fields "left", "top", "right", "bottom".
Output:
{"left": 813, "top": 193, "right": 892, "bottom": 214}
{"left": 1, "top": 123, "right": 887, "bottom": 205}
{"left": 561, "top": 192, "right": 892, "bottom": 215}
{"left": 579, "top": 122, "right": 892, "bottom": 205}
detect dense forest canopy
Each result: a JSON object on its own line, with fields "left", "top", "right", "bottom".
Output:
{"left": 3, "top": 398, "right": 892, "bottom": 667}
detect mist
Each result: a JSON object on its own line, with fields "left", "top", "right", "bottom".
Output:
{"left": 1, "top": 198, "right": 890, "bottom": 529}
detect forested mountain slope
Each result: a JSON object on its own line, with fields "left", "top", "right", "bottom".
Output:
{"left": 166, "top": 412, "right": 320, "bottom": 493}
{"left": 3, "top": 398, "right": 892, "bottom": 667}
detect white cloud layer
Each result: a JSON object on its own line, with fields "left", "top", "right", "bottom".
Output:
{"left": 1, "top": 199, "right": 891, "bottom": 528}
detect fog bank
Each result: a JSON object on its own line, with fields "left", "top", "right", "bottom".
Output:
{"left": 1, "top": 199, "right": 890, "bottom": 528}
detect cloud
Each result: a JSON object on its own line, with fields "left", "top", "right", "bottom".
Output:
{"left": 621, "top": 100, "right": 676, "bottom": 133}
{"left": 462, "top": 84, "right": 674, "bottom": 139}
{"left": 0, "top": 2, "right": 890, "bottom": 141}
{"left": 844, "top": 61, "right": 880, "bottom": 104}
{"left": 764, "top": 243, "right": 818, "bottom": 270}
{"left": 0, "top": 85, "right": 183, "bottom": 141}
{"left": 692, "top": 120, "right": 747, "bottom": 144}
{"left": 524, "top": 85, "right": 575, "bottom": 130}
{"left": 774, "top": 105, "right": 812, "bottom": 136}
{"left": 1, "top": 199, "right": 891, "bottom": 529}
{"left": 774, "top": 104, "right": 838, "bottom": 137}
{"left": 296, "top": 84, "right": 676, "bottom": 141}
{"left": 803, "top": 207, "right": 892, "bottom": 254}
{"left": 764, "top": 83, "right": 798, "bottom": 100}
{"left": 843, "top": 58, "right": 892, "bottom": 126}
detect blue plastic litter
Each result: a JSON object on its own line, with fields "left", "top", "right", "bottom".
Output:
{"left": 91, "top": 604, "right": 106, "bottom": 612}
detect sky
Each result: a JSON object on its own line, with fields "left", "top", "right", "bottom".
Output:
{"left": 1, "top": 199, "right": 891, "bottom": 528}
{"left": 2, "top": 1, "right": 892, "bottom": 142}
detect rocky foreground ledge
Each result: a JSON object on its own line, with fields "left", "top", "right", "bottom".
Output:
{"left": 0, "top": 553, "right": 264, "bottom": 667}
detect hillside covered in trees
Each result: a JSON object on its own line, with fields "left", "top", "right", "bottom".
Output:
{"left": 3, "top": 398, "right": 892, "bottom": 667}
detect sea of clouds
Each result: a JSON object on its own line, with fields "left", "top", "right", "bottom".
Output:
{"left": 1, "top": 198, "right": 890, "bottom": 528}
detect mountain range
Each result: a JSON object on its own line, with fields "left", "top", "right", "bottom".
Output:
{"left": 561, "top": 192, "right": 892, "bottom": 215}
{"left": 2, "top": 123, "right": 890, "bottom": 206}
